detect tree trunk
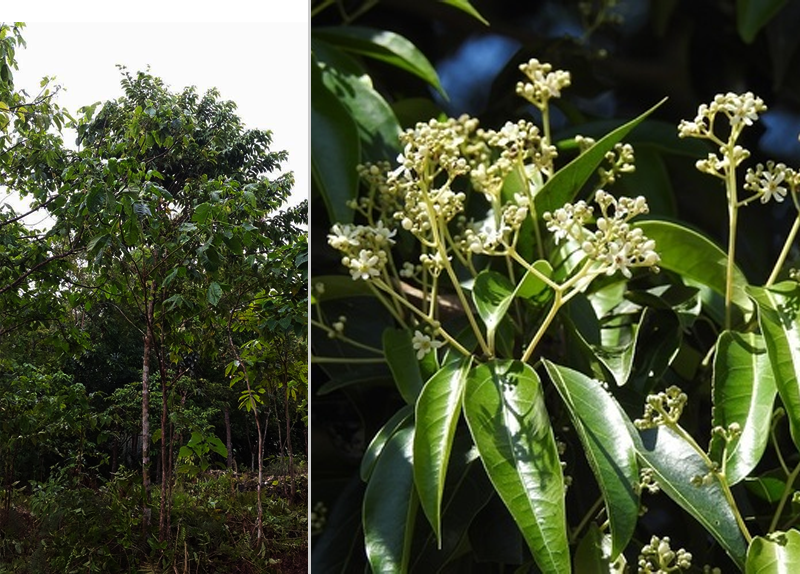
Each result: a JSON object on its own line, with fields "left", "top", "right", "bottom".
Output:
{"left": 141, "top": 294, "right": 155, "bottom": 530}
{"left": 159, "top": 366, "right": 169, "bottom": 542}
{"left": 284, "top": 380, "right": 295, "bottom": 503}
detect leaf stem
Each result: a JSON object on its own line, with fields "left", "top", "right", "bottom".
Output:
{"left": 667, "top": 420, "right": 752, "bottom": 543}
{"left": 724, "top": 160, "right": 739, "bottom": 330}
{"left": 769, "top": 459, "right": 800, "bottom": 532}
{"left": 522, "top": 288, "right": 562, "bottom": 363}
{"left": 569, "top": 496, "right": 604, "bottom": 544}
{"left": 766, "top": 214, "right": 800, "bottom": 286}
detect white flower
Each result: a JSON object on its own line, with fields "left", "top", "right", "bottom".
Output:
{"left": 328, "top": 223, "right": 360, "bottom": 251}
{"left": 411, "top": 330, "right": 443, "bottom": 360}
{"left": 606, "top": 241, "right": 632, "bottom": 278}
{"left": 348, "top": 249, "right": 381, "bottom": 281}
{"left": 745, "top": 161, "right": 791, "bottom": 204}
{"left": 370, "top": 220, "right": 397, "bottom": 246}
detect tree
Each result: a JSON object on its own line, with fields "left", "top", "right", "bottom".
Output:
{"left": 63, "top": 68, "right": 305, "bottom": 539}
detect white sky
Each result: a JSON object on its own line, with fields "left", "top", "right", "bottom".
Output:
{"left": 3, "top": 5, "right": 308, "bottom": 227}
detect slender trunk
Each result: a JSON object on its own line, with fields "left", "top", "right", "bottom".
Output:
{"left": 159, "top": 367, "right": 169, "bottom": 542}
{"left": 284, "top": 379, "right": 295, "bottom": 502}
{"left": 141, "top": 294, "right": 155, "bottom": 531}
{"left": 227, "top": 326, "right": 263, "bottom": 540}
{"left": 224, "top": 405, "right": 233, "bottom": 470}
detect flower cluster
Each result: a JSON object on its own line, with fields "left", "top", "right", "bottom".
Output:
{"left": 678, "top": 92, "right": 767, "bottom": 140}
{"left": 544, "top": 190, "right": 660, "bottom": 278}
{"left": 598, "top": 142, "right": 636, "bottom": 187}
{"left": 637, "top": 535, "right": 693, "bottom": 573}
{"left": 388, "top": 116, "right": 477, "bottom": 236}
{"left": 327, "top": 221, "right": 397, "bottom": 281}
{"left": 634, "top": 386, "right": 688, "bottom": 429}
{"left": 744, "top": 160, "right": 799, "bottom": 204}
{"left": 678, "top": 92, "right": 766, "bottom": 179}
{"left": 516, "top": 58, "right": 571, "bottom": 111}
{"left": 354, "top": 161, "right": 401, "bottom": 216}
{"left": 456, "top": 200, "right": 530, "bottom": 256}
{"left": 639, "top": 467, "right": 660, "bottom": 494}
{"left": 477, "top": 119, "right": 558, "bottom": 181}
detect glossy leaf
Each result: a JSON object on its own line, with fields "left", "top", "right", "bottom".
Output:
{"left": 311, "top": 53, "right": 360, "bottom": 225}
{"left": 634, "top": 425, "right": 748, "bottom": 568}
{"left": 410, "top": 431, "right": 494, "bottom": 570}
{"left": 384, "top": 328, "right": 426, "bottom": 405}
{"left": 472, "top": 270, "right": 515, "bottom": 347}
{"left": 463, "top": 359, "right": 570, "bottom": 574}
{"left": 363, "top": 425, "right": 418, "bottom": 573}
{"left": 635, "top": 220, "right": 753, "bottom": 323}
{"left": 711, "top": 331, "right": 777, "bottom": 485}
{"left": 747, "top": 282, "right": 800, "bottom": 451}
{"left": 313, "top": 26, "right": 446, "bottom": 96}
{"left": 313, "top": 38, "right": 402, "bottom": 162}
{"left": 746, "top": 530, "right": 800, "bottom": 573}
{"left": 534, "top": 97, "right": 666, "bottom": 216}
{"left": 574, "top": 524, "right": 626, "bottom": 574}
{"left": 544, "top": 361, "right": 639, "bottom": 558}
{"left": 439, "top": 0, "right": 490, "bottom": 25}
{"left": 360, "top": 404, "right": 414, "bottom": 481}
{"left": 737, "top": 0, "right": 788, "bottom": 43}
{"left": 516, "top": 260, "right": 554, "bottom": 304}
{"left": 414, "top": 358, "right": 471, "bottom": 545}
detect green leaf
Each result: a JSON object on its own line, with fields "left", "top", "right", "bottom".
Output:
{"left": 383, "top": 328, "right": 425, "bottom": 405}
{"left": 745, "top": 470, "right": 789, "bottom": 504}
{"left": 311, "top": 52, "right": 360, "bottom": 225}
{"left": 206, "top": 435, "right": 227, "bottom": 458}
{"left": 192, "top": 202, "right": 212, "bottom": 224}
{"left": 313, "top": 38, "right": 402, "bottom": 162}
{"left": 472, "top": 264, "right": 553, "bottom": 350}
{"left": 711, "top": 331, "right": 777, "bottom": 485}
{"left": 544, "top": 361, "right": 639, "bottom": 559}
{"left": 360, "top": 405, "right": 414, "bottom": 481}
{"left": 206, "top": 281, "right": 223, "bottom": 306}
{"left": 439, "top": 0, "right": 490, "bottom": 25}
{"left": 516, "top": 260, "right": 554, "bottom": 304}
{"left": 534, "top": 97, "right": 666, "bottom": 216}
{"left": 737, "top": 0, "right": 788, "bottom": 43}
{"left": 747, "top": 282, "right": 800, "bottom": 451}
{"left": 313, "top": 27, "right": 446, "bottom": 96}
{"left": 746, "top": 530, "right": 800, "bottom": 573}
{"left": 633, "top": 425, "right": 748, "bottom": 568}
{"left": 363, "top": 425, "right": 418, "bottom": 574}
{"left": 413, "top": 358, "right": 471, "bottom": 545}
{"left": 463, "top": 360, "right": 570, "bottom": 574}
{"left": 574, "top": 524, "right": 626, "bottom": 573}
{"left": 635, "top": 219, "right": 753, "bottom": 324}
{"left": 410, "top": 431, "right": 494, "bottom": 570}
{"left": 472, "top": 270, "right": 515, "bottom": 346}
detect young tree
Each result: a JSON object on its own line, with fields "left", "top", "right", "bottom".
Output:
{"left": 63, "top": 68, "right": 304, "bottom": 537}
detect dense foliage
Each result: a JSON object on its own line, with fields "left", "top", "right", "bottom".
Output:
{"left": 0, "top": 23, "right": 308, "bottom": 573}
{"left": 311, "top": 2, "right": 800, "bottom": 572}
